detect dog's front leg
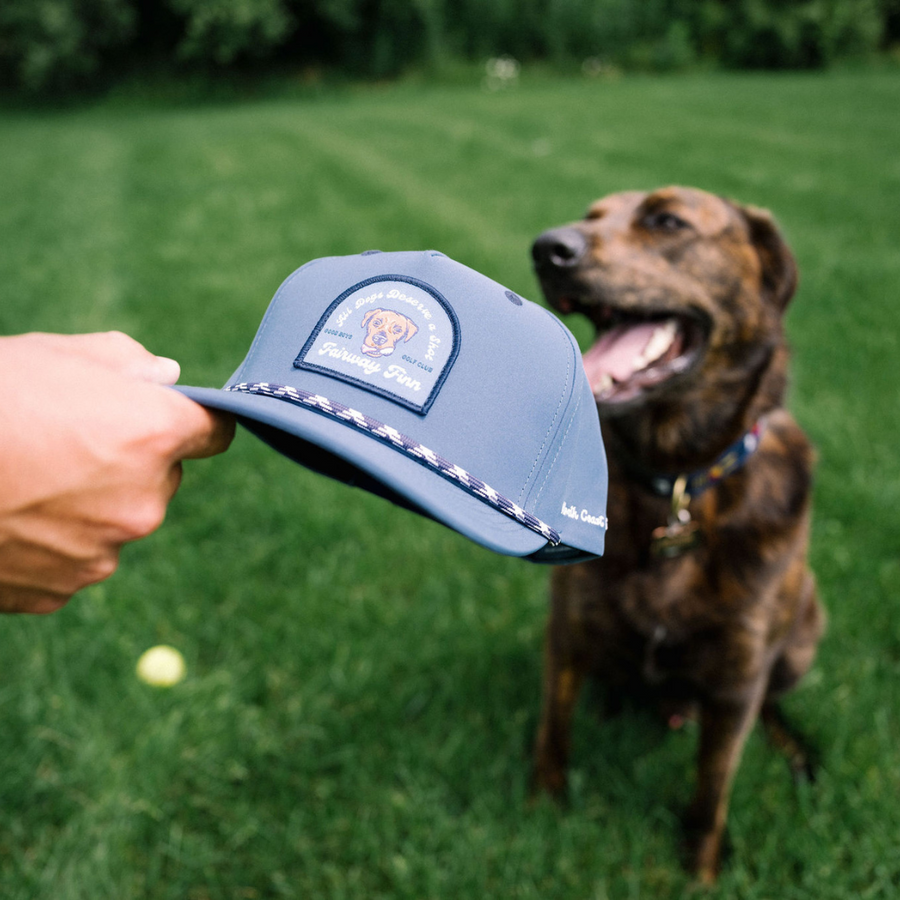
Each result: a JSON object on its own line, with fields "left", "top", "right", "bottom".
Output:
{"left": 686, "top": 679, "right": 767, "bottom": 885}
{"left": 531, "top": 630, "right": 586, "bottom": 799}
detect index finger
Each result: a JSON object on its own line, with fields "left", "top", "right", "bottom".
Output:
{"left": 26, "top": 332, "right": 182, "bottom": 384}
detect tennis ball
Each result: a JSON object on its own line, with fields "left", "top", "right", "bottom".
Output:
{"left": 136, "top": 645, "right": 186, "bottom": 687}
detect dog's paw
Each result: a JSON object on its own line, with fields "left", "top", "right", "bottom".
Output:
{"left": 681, "top": 810, "right": 731, "bottom": 887}
{"left": 529, "top": 759, "right": 573, "bottom": 805}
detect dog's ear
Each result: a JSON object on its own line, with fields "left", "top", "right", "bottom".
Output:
{"left": 361, "top": 308, "right": 382, "bottom": 328}
{"left": 404, "top": 320, "right": 418, "bottom": 342}
{"left": 738, "top": 204, "right": 798, "bottom": 311}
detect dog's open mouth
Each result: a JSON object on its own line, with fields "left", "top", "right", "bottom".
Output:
{"left": 579, "top": 306, "right": 707, "bottom": 405}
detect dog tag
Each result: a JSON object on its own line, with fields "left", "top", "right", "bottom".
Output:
{"left": 650, "top": 474, "right": 702, "bottom": 559}
{"left": 651, "top": 520, "right": 701, "bottom": 558}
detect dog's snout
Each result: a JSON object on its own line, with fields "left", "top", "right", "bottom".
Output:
{"left": 532, "top": 228, "right": 588, "bottom": 269}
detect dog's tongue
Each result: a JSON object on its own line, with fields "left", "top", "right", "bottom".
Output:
{"left": 582, "top": 321, "right": 660, "bottom": 389}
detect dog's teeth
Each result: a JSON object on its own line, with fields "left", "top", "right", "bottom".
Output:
{"left": 635, "top": 320, "right": 678, "bottom": 369}
{"left": 595, "top": 373, "right": 614, "bottom": 395}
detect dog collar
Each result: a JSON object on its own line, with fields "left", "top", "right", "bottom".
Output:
{"left": 636, "top": 421, "right": 766, "bottom": 559}
{"left": 621, "top": 420, "right": 767, "bottom": 500}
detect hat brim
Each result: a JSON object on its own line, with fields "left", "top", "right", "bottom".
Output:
{"left": 176, "top": 384, "right": 551, "bottom": 558}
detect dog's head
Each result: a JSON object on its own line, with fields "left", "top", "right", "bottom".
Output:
{"left": 532, "top": 187, "right": 797, "bottom": 414}
{"left": 360, "top": 308, "right": 419, "bottom": 357}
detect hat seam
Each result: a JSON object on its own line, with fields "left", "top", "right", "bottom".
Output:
{"left": 531, "top": 391, "right": 581, "bottom": 513}
{"left": 515, "top": 310, "right": 573, "bottom": 506}
{"left": 530, "top": 356, "right": 584, "bottom": 512}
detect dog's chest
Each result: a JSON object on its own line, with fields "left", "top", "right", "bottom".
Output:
{"left": 603, "top": 491, "right": 734, "bottom": 637}
{"left": 618, "top": 555, "right": 713, "bottom": 632}
{"left": 603, "top": 559, "right": 734, "bottom": 685}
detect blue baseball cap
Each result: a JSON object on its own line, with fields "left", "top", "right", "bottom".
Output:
{"left": 177, "top": 250, "right": 608, "bottom": 563}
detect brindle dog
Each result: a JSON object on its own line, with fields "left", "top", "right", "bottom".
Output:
{"left": 530, "top": 187, "right": 824, "bottom": 884}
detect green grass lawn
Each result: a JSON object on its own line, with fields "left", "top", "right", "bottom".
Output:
{"left": 1, "top": 68, "right": 899, "bottom": 899}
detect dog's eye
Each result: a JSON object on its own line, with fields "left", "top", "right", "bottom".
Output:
{"left": 642, "top": 211, "right": 689, "bottom": 233}
{"left": 373, "top": 319, "right": 383, "bottom": 327}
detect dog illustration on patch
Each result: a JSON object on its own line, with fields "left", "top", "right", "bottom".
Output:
{"left": 360, "top": 308, "right": 418, "bottom": 357}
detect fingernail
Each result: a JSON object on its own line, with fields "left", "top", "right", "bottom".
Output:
{"left": 152, "top": 356, "right": 181, "bottom": 385}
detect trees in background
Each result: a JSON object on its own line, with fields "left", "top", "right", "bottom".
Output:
{"left": 1, "top": 0, "right": 897, "bottom": 93}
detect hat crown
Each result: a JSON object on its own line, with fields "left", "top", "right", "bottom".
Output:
{"left": 234, "top": 251, "right": 577, "bottom": 504}
{"left": 179, "top": 250, "right": 608, "bottom": 561}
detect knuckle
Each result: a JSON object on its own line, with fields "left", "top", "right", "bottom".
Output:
{"left": 103, "top": 330, "right": 152, "bottom": 363}
{"left": 103, "top": 329, "right": 137, "bottom": 348}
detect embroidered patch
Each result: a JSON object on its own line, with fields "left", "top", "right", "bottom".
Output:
{"left": 294, "top": 275, "right": 460, "bottom": 414}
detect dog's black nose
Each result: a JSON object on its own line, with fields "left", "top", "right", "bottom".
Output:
{"left": 531, "top": 228, "right": 588, "bottom": 269}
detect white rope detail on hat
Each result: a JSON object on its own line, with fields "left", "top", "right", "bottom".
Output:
{"left": 226, "top": 381, "right": 560, "bottom": 546}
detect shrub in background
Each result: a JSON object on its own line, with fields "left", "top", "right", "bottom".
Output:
{"left": 0, "top": 0, "right": 895, "bottom": 94}
{"left": 0, "top": 0, "right": 135, "bottom": 91}
{"left": 168, "top": 0, "right": 293, "bottom": 64}
{"left": 440, "top": 0, "right": 691, "bottom": 69}
{"left": 710, "top": 0, "right": 886, "bottom": 69}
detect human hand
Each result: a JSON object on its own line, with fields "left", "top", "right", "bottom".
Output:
{"left": 0, "top": 332, "right": 234, "bottom": 613}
